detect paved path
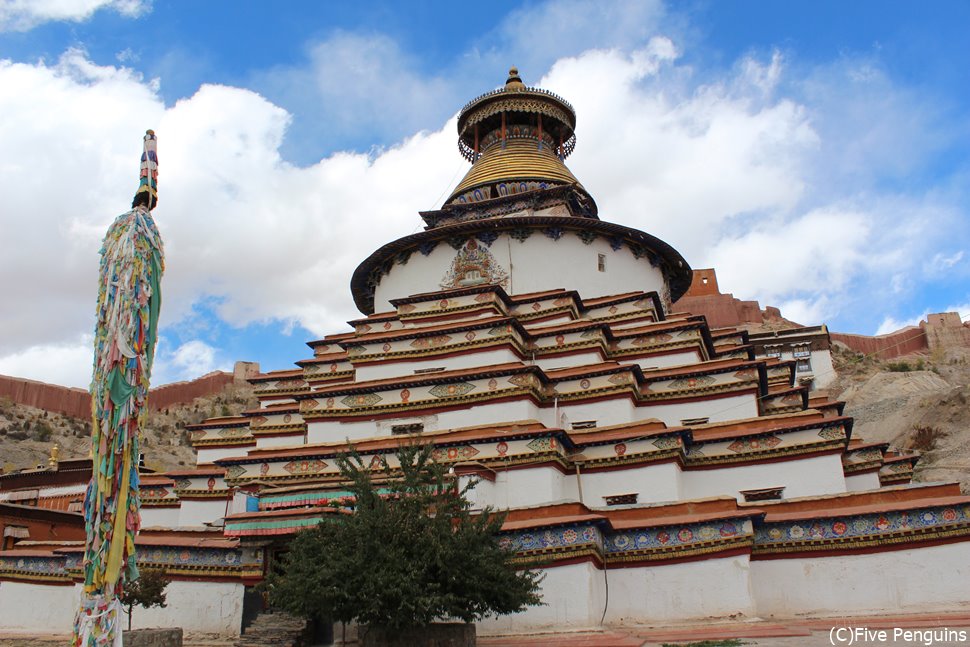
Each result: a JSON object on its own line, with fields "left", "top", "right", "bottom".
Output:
{"left": 5, "top": 612, "right": 970, "bottom": 647}
{"left": 480, "top": 612, "right": 970, "bottom": 647}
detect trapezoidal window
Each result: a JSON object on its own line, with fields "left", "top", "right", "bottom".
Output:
{"left": 391, "top": 423, "right": 424, "bottom": 435}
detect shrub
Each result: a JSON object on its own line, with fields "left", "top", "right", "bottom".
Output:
{"left": 887, "top": 361, "right": 912, "bottom": 372}
{"left": 32, "top": 421, "right": 53, "bottom": 442}
{"left": 120, "top": 568, "right": 169, "bottom": 630}
{"left": 267, "top": 443, "right": 542, "bottom": 633}
{"left": 909, "top": 424, "right": 944, "bottom": 452}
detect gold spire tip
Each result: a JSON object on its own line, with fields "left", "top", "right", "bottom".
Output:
{"left": 505, "top": 66, "right": 524, "bottom": 90}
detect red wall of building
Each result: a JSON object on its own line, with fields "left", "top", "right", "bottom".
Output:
{"left": 0, "top": 508, "right": 85, "bottom": 547}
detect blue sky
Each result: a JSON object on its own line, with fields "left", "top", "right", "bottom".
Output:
{"left": 0, "top": 0, "right": 968, "bottom": 387}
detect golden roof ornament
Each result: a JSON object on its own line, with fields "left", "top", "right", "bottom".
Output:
{"left": 445, "top": 67, "right": 591, "bottom": 211}
{"left": 505, "top": 66, "right": 525, "bottom": 91}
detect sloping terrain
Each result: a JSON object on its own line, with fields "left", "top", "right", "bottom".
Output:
{"left": 0, "top": 382, "right": 257, "bottom": 473}
{"left": 830, "top": 344, "right": 970, "bottom": 492}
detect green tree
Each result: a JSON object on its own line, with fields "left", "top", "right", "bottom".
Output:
{"left": 120, "top": 568, "right": 169, "bottom": 630}
{"left": 267, "top": 443, "right": 542, "bottom": 634}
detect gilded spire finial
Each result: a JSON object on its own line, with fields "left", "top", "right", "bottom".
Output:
{"left": 505, "top": 66, "right": 525, "bottom": 91}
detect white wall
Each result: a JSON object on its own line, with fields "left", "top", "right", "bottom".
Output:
{"left": 477, "top": 561, "right": 606, "bottom": 634}
{"left": 534, "top": 351, "right": 604, "bottom": 372}
{"left": 0, "top": 578, "right": 242, "bottom": 637}
{"left": 489, "top": 467, "right": 574, "bottom": 510}
{"left": 627, "top": 349, "right": 702, "bottom": 370}
{"left": 130, "top": 580, "right": 244, "bottom": 635}
{"left": 460, "top": 473, "right": 496, "bottom": 512}
{"left": 605, "top": 554, "right": 756, "bottom": 623}
{"left": 141, "top": 505, "right": 181, "bottom": 528}
{"left": 305, "top": 387, "right": 756, "bottom": 443}
{"left": 554, "top": 399, "right": 637, "bottom": 429}
{"left": 197, "top": 445, "right": 253, "bottom": 465}
{"left": 178, "top": 498, "right": 229, "bottom": 527}
{"left": 255, "top": 433, "right": 306, "bottom": 450}
{"left": 307, "top": 399, "right": 538, "bottom": 444}
{"left": 582, "top": 461, "right": 682, "bottom": 506}
{"left": 809, "top": 348, "right": 836, "bottom": 390}
{"left": 641, "top": 393, "right": 760, "bottom": 427}
{"left": 373, "top": 233, "right": 669, "bottom": 313}
{"left": 682, "top": 453, "right": 846, "bottom": 501}
{"left": 471, "top": 462, "right": 683, "bottom": 511}
{"left": 845, "top": 471, "right": 882, "bottom": 492}
{"left": 0, "top": 581, "right": 79, "bottom": 632}
{"left": 752, "top": 541, "right": 970, "bottom": 617}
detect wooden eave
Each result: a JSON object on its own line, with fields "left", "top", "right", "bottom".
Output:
{"left": 163, "top": 465, "right": 226, "bottom": 478}
{"left": 340, "top": 315, "right": 516, "bottom": 345}
{"left": 296, "top": 352, "right": 350, "bottom": 365}
{"left": 249, "top": 369, "right": 304, "bottom": 382}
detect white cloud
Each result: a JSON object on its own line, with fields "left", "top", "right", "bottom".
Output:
{"left": 875, "top": 315, "right": 925, "bottom": 336}
{"left": 254, "top": 31, "right": 456, "bottom": 152}
{"left": 925, "top": 250, "right": 965, "bottom": 276}
{"left": 157, "top": 339, "right": 226, "bottom": 383}
{"left": 0, "top": 48, "right": 459, "bottom": 378}
{"left": 707, "top": 206, "right": 870, "bottom": 301}
{"left": 0, "top": 0, "right": 148, "bottom": 32}
{"left": 253, "top": 0, "right": 670, "bottom": 160}
{"left": 0, "top": 16, "right": 967, "bottom": 385}
{"left": 875, "top": 304, "right": 968, "bottom": 336}
{"left": 0, "top": 336, "right": 92, "bottom": 388}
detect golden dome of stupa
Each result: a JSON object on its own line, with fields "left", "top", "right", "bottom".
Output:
{"left": 444, "top": 68, "right": 594, "bottom": 215}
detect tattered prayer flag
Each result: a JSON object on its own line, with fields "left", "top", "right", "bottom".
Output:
{"left": 73, "top": 131, "right": 164, "bottom": 647}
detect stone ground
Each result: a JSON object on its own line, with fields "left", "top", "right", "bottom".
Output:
{"left": 478, "top": 613, "right": 970, "bottom": 647}
{"left": 5, "top": 613, "right": 970, "bottom": 647}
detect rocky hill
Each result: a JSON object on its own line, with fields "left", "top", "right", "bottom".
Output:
{"left": 0, "top": 381, "right": 257, "bottom": 474}
{"left": 829, "top": 343, "right": 970, "bottom": 493}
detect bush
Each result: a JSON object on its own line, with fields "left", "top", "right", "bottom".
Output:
{"left": 267, "top": 443, "right": 542, "bottom": 632}
{"left": 887, "top": 361, "right": 912, "bottom": 372}
{"left": 120, "top": 568, "right": 169, "bottom": 630}
{"left": 32, "top": 421, "right": 53, "bottom": 442}
{"left": 908, "top": 424, "right": 944, "bottom": 452}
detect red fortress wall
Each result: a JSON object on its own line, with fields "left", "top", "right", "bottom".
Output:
{"left": 0, "top": 362, "right": 258, "bottom": 420}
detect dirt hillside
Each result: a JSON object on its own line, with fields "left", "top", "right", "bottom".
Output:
{"left": 0, "top": 382, "right": 257, "bottom": 474}
{"left": 829, "top": 344, "right": 970, "bottom": 492}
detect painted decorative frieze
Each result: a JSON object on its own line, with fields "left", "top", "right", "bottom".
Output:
{"left": 605, "top": 518, "right": 754, "bottom": 563}
{"left": 248, "top": 409, "right": 306, "bottom": 436}
{"left": 754, "top": 504, "right": 970, "bottom": 556}
{"left": 685, "top": 424, "right": 846, "bottom": 466}
{"left": 302, "top": 359, "right": 355, "bottom": 384}
{"left": 251, "top": 375, "right": 310, "bottom": 397}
